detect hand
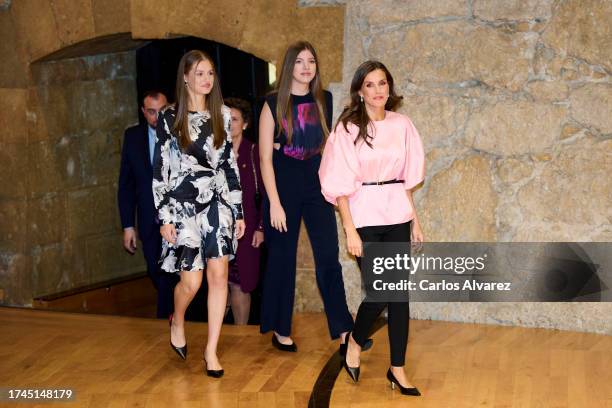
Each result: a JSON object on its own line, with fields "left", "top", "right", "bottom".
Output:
{"left": 270, "top": 202, "right": 287, "bottom": 232}
{"left": 345, "top": 227, "right": 363, "bottom": 257}
{"left": 252, "top": 230, "right": 264, "bottom": 248}
{"left": 160, "top": 224, "right": 177, "bottom": 245}
{"left": 411, "top": 219, "right": 424, "bottom": 252}
{"left": 123, "top": 227, "right": 137, "bottom": 254}
{"left": 235, "top": 220, "right": 246, "bottom": 239}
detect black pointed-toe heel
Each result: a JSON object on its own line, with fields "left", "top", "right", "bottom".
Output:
{"left": 169, "top": 313, "right": 187, "bottom": 360}
{"left": 342, "top": 332, "right": 360, "bottom": 382}
{"left": 339, "top": 332, "right": 374, "bottom": 356}
{"left": 387, "top": 368, "right": 420, "bottom": 396}
{"left": 342, "top": 355, "right": 360, "bottom": 382}
{"left": 204, "top": 358, "right": 224, "bottom": 378}
{"left": 272, "top": 333, "right": 297, "bottom": 352}
{"left": 170, "top": 342, "right": 187, "bottom": 360}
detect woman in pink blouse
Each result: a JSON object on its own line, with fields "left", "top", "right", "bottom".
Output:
{"left": 319, "top": 60, "right": 424, "bottom": 396}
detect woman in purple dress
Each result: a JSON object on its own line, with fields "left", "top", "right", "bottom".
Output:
{"left": 225, "top": 98, "right": 264, "bottom": 324}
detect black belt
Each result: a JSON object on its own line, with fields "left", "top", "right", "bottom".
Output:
{"left": 362, "top": 179, "right": 404, "bottom": 186}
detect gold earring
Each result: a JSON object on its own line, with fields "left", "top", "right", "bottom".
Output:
{"left": 360, "top": 95, "right": 363, "bottom": 103}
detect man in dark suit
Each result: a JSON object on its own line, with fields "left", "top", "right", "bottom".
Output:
{"left": 118, "top": 90, "right": 176, "bottom": 318}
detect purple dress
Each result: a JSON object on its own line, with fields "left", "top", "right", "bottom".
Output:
{"left": 229, "top": 138, "right": 264, "bottom": 292}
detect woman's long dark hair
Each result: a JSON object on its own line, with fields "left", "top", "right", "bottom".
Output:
{"left": 173, "top": 50, "right": 225, "bottom": 150}
{"left": 275, "top": 41, "right": 329, "bottom": 145}
{"left": 335, "top": 60, "right": 402, "bottom": 148}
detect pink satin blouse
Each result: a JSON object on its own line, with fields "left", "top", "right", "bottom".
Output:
{"left": 319, "top": 111, "right": 425, "bottom": 228}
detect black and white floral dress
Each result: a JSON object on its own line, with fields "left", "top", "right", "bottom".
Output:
{"left": 152, "top": 105, "right": 243, "bottom": 273}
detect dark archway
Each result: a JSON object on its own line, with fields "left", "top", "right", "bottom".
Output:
{"left": 135, "top": 36, "right": 272, "bottom": 142}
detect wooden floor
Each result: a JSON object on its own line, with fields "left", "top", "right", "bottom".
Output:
{"left": 1, "top": 308, "right": 611, "bottom": 408}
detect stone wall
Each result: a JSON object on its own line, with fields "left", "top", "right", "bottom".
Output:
{"left": 296, "top": 0, "right": 612, "bottom": 335}
{"left": 0, "top": 51, "right": 143, "bottom": 305}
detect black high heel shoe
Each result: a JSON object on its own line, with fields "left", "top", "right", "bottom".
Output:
{"left": 387, "top": 368, "right": 420, "bottom": 396}
{"left": 342, "top": 332, "right": 360, "bottom": 382}
{"left": 204, "top": 357, "right": 224, "bottom": 378}
{"left": 169, "top": 313, "right": 187, "bottom": 360}
{"left": 339, "top": 332, "right": 374, "bottom": 356}
{"left": 272, "top": 333, "right": 297, "bottom": 352}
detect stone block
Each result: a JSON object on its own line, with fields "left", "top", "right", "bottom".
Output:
{"left": 31, "top": 52, "right": 136, "bottom": 85}
{"left": 31, "top": 244, "right": 66, "bottom": 297}
{"left": 338, "top": 10, "right": 364, "bottom": 86}
{"left": 295, "top": 6, "right": 345, "bottom": 84}
{"left": 80, "top": 130, "right": 122, "bottom": 186}
{"left": 29, "top": 240, "right": 89, "bottom": 296}
{"left": 66, "top": 185, "right": 118, "bottom": 239}
{"left": 464, "top": 101, "right": 566, "bottom": 156}
{"left": 0, "top": 199, "right": 27, "bottom": 252}
{"left": 340, "top": 259, "right": 362, "bottom": 314}
{"left": 71, "top": 78, "right": 138, "bottom": 134}
{"left": 0, "top": 143, "right": 28, "bottom": 198}
{"left": 296, "top": 221, "right": 315, "bottom": 269}
{"left": 473, "top": 0, "right": 552, "bottom": 21}
{"left": 165, "top": 0, "right": 250, "bottom": 52}
{"left": 0, "top": 12, "right": 29, "bottom": 87}
{"left": 63, "top": 239, "right": 89, "bottom": 287}
{"left": 10, "top": 0, "right": 61, "bottom": 61}
{"left": 26, "top": 88, "right": 50, "bottom": 143}
{"left": 400, "top": 95, "right": 469, "bottom": 150}
{"left": 526, "top": 80, "right": 569, "bottom": 102}
{"left": 0, "top": 88, "right": 28, "bottom": 144}
{"left": 425, "top": 145, "right": 472, "bottom": 179}
{"left": 30, "top": 85, "right": 73, "bottom": 140}
{"left": 369, "top": 21, "right": 531, "bottom": 91}
{"left": 294, "top": 269, "right": 323, "bottom": 312}
{"left": 27, "top": 138, "right": 82, "bottom": 195}
{"left": 497, "top": 157, "right": 533, "bottom": 185}
{"left": 420, "top": 155, "right": 498, "bottom": 241}
{"left": 0, "top": 251, "right": 32, "bottom": 306}
{"left": 130, "top": 0, "right": 172, "bottom": 39}
{"left": 50, "top": 0, "right": 96, "bottom": 46}
{"left": 560, "top": 123, "right": 581, "bottom": 140}
{"left": 410, "top": 303, "right": 612, "bottom": 335}
{"left": 543, "top": 0, "right": 612, "bottom": 71}
{"left": 85, "top": 233, "right": 146, "bottom": 282}
{"left": 239, "top": 0, "right": 296, "bottom": 65}
{"left": 26, "top": 193, "right": 66, "bottom": 246}
{"left": 358, "top": 0, "right": 467, "bottom": 25}
{"left": 569, "top": 83, "right": 612, "bottom": 134}
{"left": 517, "top": 137, "right": 611, "bottom": 227}
{"left": 92, "top": 0, "right": 131, "bottom": 36}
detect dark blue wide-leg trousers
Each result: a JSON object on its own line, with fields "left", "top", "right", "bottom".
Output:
{"left": 260, "top": 150, "right": 354, "bottom": 339}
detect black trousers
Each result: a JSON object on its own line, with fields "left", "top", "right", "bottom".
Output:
{"left": 260, "top": 150, "right": 354, "bottom": 339}
{"left": 352, "top": 221, "right": 411, "bottom": 367}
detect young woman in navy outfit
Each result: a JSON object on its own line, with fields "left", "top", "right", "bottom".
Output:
{"left": 258, "top": 41, "right": 371, "bottom": 353}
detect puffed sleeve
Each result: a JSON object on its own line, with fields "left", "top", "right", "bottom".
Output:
{"left": 152, "top": 109, "right": 181, "bottom": 225}
{"left": 402, "top": 117, "right": 425, "bottom": 190}
{"left": 220, "top": 106, "right": 244, "bottom": 220}
{"left": 319, "top": 123, "right": 362, "bottom": 206}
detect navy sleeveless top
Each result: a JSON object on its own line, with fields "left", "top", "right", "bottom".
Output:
{"left": 265, "top": 91, "right": 333, "bottom": 160}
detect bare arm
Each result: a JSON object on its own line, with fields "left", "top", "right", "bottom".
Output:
{"left": 259, "top": 102, "right": 287, "bottom": 232}
{"left": 337, "top": 196, "right": 362, "bottom": 257}
{"left": 259, "top": 102, "right": 281, "bottom": 206}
